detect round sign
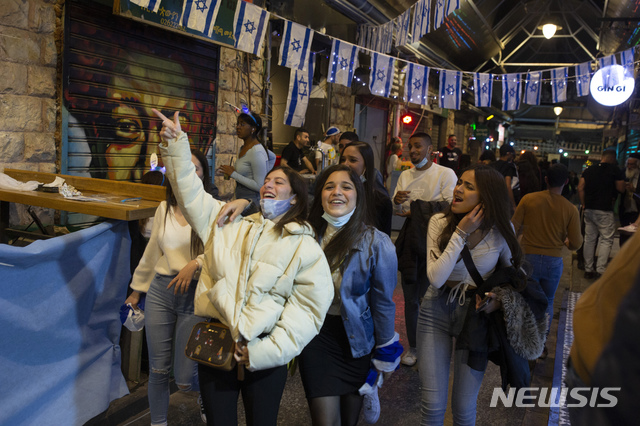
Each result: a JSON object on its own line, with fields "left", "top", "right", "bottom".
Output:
{"left": 590, "top": 65, "right": 635, "bottom": 106}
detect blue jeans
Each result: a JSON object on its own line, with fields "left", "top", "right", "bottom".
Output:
{"left": 583, "top": 209, "right": 615, "bottom": 274}
{"left": 525, "top": 254, "right": 563, "bottom": 335}
{"left": 145, "top": 274, "right": 203, "bottom": 426}
{"left": 417, "top": 286, "right": 485, "bottom": 426}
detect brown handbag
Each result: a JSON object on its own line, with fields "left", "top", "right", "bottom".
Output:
{"left": 185, "top": 321, "right": 236, "bottom": 371}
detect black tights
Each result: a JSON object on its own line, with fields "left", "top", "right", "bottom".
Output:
{"left": 308, "top": 393, "right": 364, "bottom": 426}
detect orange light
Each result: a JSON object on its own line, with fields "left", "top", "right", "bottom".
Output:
{"left": 402, "top": 114, "right": 413, "bottom": 124}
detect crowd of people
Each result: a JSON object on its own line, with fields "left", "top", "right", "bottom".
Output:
{"left": 122, "top": 106, "right": 639, "bottom": 425}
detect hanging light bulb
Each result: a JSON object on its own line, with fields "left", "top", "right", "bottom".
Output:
{"left": 554, "top": 106, "right": 563, "bottom": 116}
{"left": 542, "top": 24, "right": 557, "bottom": 39}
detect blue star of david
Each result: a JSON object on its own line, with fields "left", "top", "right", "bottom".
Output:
{"left": 376, "top": 69, "right": 386, "bottom": 82}
{"left": 509, "top": 88, "right": 516, "bottom": 97}
{"left": 446, "top": 84, "right": 455, "bottom": 95}
{"left": 438, "top": 0, "right": 444, "bottom": 8}
{"left": 423, "top": 5, "right": 429, "bottom": 15}
{"left": 291, "top": 39, "right": 301, "bottom": 52}
{"left": 580, "top": 75, "right": 590, "bottom": 84}
{"left": 244, "top": 20, "right": 256, "bottom": 34}
{"left": 298, "top": 77, "right": 308, "bottom": 99}
{"left": 557, "top": 80, "right": 565, "bottom": 89}
{"left": 195, "top": 0, "right": 207, "bottom": 12}
{"left": 529, "top": 82, "right": 538, "bottom": 92}
{"left": 481, "top": 84, "right": 488, "bottom": 94}
{"left": 413, "top": 79, "right": 422, "bottom": 90}
{"left": 340, "top": 57, "right": 349, "bottom": 69}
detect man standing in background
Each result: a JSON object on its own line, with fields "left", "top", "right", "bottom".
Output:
{"left": 438, "top": 134, "right": 462, "bottom": 174}
{"left": 618, "top": 153, "right": 640, "bottom": 246}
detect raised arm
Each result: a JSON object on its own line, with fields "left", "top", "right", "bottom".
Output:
{"left": 426, "top": 214, "right": 465, "bottom": 288}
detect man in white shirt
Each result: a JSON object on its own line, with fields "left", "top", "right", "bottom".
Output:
{"left": 315, "top": 126, "right": 340, "bottom": 171}
{"left": 393, "top": 132, "right": 457, "bottom": 366}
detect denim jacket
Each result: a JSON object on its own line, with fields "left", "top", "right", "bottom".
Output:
{"left": 337, "top": 227, "right": 398, "bottom": 358}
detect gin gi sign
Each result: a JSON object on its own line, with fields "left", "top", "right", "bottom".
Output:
{"left": 590, "top": 64, "right": 635, "bottom": 106}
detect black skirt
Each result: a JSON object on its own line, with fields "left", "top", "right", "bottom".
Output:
{"left": 298, "top": 314, "right": 371, "bottom": 398}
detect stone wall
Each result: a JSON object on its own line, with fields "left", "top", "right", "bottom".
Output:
{"left": 0, "top": 0, "right": 61, "bottom": 225}
{"left": 329, "top": 84, "right": 355, "bottom": 132}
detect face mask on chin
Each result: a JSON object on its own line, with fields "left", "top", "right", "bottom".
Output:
{"left": 322, "top": 207, "right": 356, "bottom": 228}
{"left": 413, "top": 156, "right": 428, "bottom": 168}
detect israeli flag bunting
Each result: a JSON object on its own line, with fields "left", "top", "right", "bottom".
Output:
{"left": 575, "top": 62, "right": 591, "bottom": 97}
{"left": 405, "top": 63, "right": 430, "bottom": 105}
{"left": 284, "top": 53, "right": 316, "bottom": 127}
{"left": 446, "top": 0, "right": 461, "bottom": 16}
{"left": 412, "top": 0, "right": 430, "bottom": 42}
{"left": 551, "top": 67, "right": 567, "bottom": 103}
{"left": 620, "top": 47, "right": 636, "bottom": 75}
{"left": 434, "top": 0, "right": 447, "bottom": 30}
{"left": 501, "top": 73, "right": 521, "bottom": 111}
{"left": 328, "top": 39, "right": 359, "bottom": 87}
{"left": 598, "top": 54, "right": 616, "bottom": 69}
{"left": 130, "top": 0, "right": 161, "bottom": 13}
{"left": 382, "top": 21, "right": 394, "bottom": 53}
{"left": 523, "top": 71, "right": 541, "bottom": 105}
{"left": 279, "top": 21, "right": 314, "bottom": 70}
{"left": 180, "top": 0, "right": 222, "bottom": 37}
{"left": 395, "top": 9, "right": 411, "bottom": 47}
{"left": 233, "top": 1, "right": 269, "bottom": 57}
{"left": 473, "top": 73, "right": 493, "bottom": 107}
{"left": 439, "top": 70, "right": 462, "bottom": 109}
{"left": 370, "top": 53, "right": 396, "bottom": 98}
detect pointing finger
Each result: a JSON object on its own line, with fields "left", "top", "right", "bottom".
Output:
{"left": 152, "top": 108, "right": 169, "bottom": 122}
{"left": 173, "top": 111, "right": 182, "bottom": 132}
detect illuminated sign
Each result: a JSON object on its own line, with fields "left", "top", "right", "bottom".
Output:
{"left": 590, "top": 65, "right": 635, "bottom": 106}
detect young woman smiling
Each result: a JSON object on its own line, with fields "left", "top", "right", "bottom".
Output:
{"left": 153, "top": 109, "right": 333, "bottom": 425}
{"left": 299, "top": 164, "right": 401, "bottom": 426}
{"left": 417, "top": 164, "right": 524, "bottom": 425}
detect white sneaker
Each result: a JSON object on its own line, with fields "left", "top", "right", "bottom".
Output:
{"left": 197, "top": 394, "right": 206, "bottom": 423}
{"left": 363, "top": 386, "right": 381, "bottom": 424}
{"left": 401, "top": 347, "right": 417, "bottom": 366}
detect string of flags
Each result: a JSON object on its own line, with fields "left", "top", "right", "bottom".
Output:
{"left": 131, "top": 0, "right": 638, "bottom": 126}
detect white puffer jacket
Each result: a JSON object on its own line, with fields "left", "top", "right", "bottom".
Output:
{"left": 160, "top": 133, "right": 334, "bottom": 371}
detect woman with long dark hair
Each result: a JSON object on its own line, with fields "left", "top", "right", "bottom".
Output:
{"left": 417, "top": 164, "right": 525, "bottom": 425}
{"left": 340, "top": 141, "right": 393, "bottom": 236}
{"left": 218, "top": 111, "right": 275, "bottom": 203}
{"left": 517, "top": 150, "right": 541, "bottom": 199}
{"left": 299, "top": 164, "right": 401, "bottom": 425}
{"left": 153, "top": 109, "right": 333, "bottom": 425}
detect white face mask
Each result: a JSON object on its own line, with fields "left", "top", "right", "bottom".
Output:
{"left": 322, "top": 207, "right": 356, "bottom": 228}
{"left": 413, "top": 156, "right": 429, "bottom": 168}
{"left": 260, "top": 196, "right": 295, "bottom": 220}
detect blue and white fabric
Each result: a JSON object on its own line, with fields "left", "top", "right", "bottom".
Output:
{"left": 473, "top": 72, "right": 493, "bottom": 107}
{"left": 446, "top": 0, "right": 461, "bottom": 16}
{"left": 433, "top": 0, "right": 447, "bottom": 30}
{"left": 180, "top": 0, "right": 222, "bottom": 37}
{"left": 233, "top": 0, "right": 269, "bottom": 57}
{"left": 278, "top": 20, "right": 314, "bottom": 70}
{"left": 381, "top": 21, "right": 394, "bottom": 53}
{"left": 439, "top": 70, "right": 462, "bottom": 109}
{"left": 551, "top": 67, "right": 567, "bottom": 103}
{"left": 130, "top": 0, "right": 161, "bottom": 13}
{"left": 620, "top": 47, "right": 636, "bottom": 75}
{"left": 598, "top": 54, "right": 616, "bottom": 69}
{"left": 395, "top": 9, "right": 411, "bottom": 47}
{"left": 523, "top": 71, "right": 541, "bottom": 105}
{"left": 284, "top": 53, "right": 316, "bottom": 127}
{"left": 358, "top": 333, "right": 403, "bottom": 396}
{"left": 501, "top": 73, "right": 521, "bottom": 111}
{"left": 575, "top": 61, "right": 591, "bottom": 97}
{"left": 405, "top": 63, "right": 430, "bottom": 105}
{"left": 412, "top": 0, "right": 430, "bottom": 42}
{"left": 328, "top": 39, "right": 359, "bottom": 87}
{"left": 370, "top": 53, "right": 396, "bottom": 97}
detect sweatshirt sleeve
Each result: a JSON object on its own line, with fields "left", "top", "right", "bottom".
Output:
{"left": 426, "top": 214, "right": 466, "bottom": 288}
{"left": 130, "top": 202, "right": 166, "bottom": 293}
{"left": 369, "top": 232, "right": 399, "bottom": 346}
{"left": 566, "top": 205, "right": 583, "bottom": 251}
{"left": 159, "top": 132, "right": 222, "bottom": 244}
{"left": 231, "top": 146, "right": 268, "bottom": 193}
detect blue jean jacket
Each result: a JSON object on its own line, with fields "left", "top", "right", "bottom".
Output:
{"left": 337, "top": 227, "right": 398, "bottom": 358}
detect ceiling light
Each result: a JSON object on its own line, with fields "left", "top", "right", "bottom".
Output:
{"left": 542, "top": 24, "right": 557, "bottom": 39}
{"left": 534, "top": 146, "right": 539, "bottom": 150}
{"left": 554, "top": 106, "right": 563, "bottom": 116}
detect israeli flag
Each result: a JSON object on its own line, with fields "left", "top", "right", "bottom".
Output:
{"left": 501, "top": 73, "right": 521, "bottom": 111}
{"left": 279, "top": 21, "right": 314, "bottom": 71}
{"left": 284, "top": 53, "right": 316, "bottom": 127}
{"left": 551, "top": 67, "right": 567, "bottom": 103}
{"left": 395, "top": 9, "right": 411, "bottom": 47}
{"left": 473, "top": 73, "right": 493, "bottom": 107}
{"left": 405, "top": 63, "right": 430, "bottom": 105}
{"left": 130, "top": 0, "right": 161, "bottom": 13}
{"left": 523, "top": 71, "right": 541, "bottom": 105}
{"left": 370, "top": 53, "right": 396, "bottom": 97}
{"left": 620, "top": 47, "right": 636, "bottom": 75}
{"left": 328, "top": 40, "right": 359, "bottom": 87}
{"left": 233, "top": 1, "right": 269, "bottom": 57}
{"left": 381, "top": 21, "right": 394, "bottom": 53}
{"left": 439, "top": 70, "right": 462, "bottom": 109}
{"left": 180, "top": 0, "right": 221, "bottom": 37}
{"left": 434, "top": 0, "right": 446, "bottom": 30}
{"left": 412, "top": 0, "right": 430, "bottom": 42}
{"left": 575, "top": 61, "right": 591, "bottom": 97}
{"left": 598, "top": 54, "right": 616, "bottom": 69}
{"left": 446, "top": 0, "right": 460, "bottom": 16}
